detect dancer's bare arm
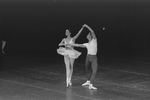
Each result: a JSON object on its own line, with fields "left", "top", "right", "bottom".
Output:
{"left": 69, "top": 43, "right": 85, "bottom": 48}
{"left": 72, "top": 26, "right": 84, "bottom": 41}
{"left": 58, "top": 39, "right": 66, "bottom": 46}
{"left": 84, "top": 24, "right": 97, "bottom": 39}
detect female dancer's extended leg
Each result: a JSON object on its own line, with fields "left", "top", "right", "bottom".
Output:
{"left": 64, "top": 56, "right": 70, "bottom": 87}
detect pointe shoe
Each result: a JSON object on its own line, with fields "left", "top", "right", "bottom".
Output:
{"left": 89, "top": 84, "right": 97, "bottom": 90}
{"left": 66, "top": 78, "right": 69, "bottom": 87}
{"left": 82, "top": 81, "right": 91, "bottom": 86}
{"left": 68, "top": 78, "right": 72, "bottom": 86}
{"left": 66, "top": 81, "right": 72, "bottom": 87}
{"left": 68, "top": 81, "right": 72, "bottom": 86}
{"left": 66, "top": 78, "right": 72, "bottom": 87}
{"left": 66, "top": 81, "right": 69, "bottom": 87}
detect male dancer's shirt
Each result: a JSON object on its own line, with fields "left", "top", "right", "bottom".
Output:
{"left": 83, "top": 39, "right": 97, "bottom": 55}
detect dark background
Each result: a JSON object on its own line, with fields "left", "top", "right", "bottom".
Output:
{"left": 1, "top": 0, "right": 150, "bottom": 59}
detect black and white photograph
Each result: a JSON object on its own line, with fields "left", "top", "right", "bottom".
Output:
{"left": 1, "top": 0, "right": 150, "bottom": 100}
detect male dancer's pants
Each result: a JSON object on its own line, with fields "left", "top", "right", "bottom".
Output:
{"left": 85, "top": 54, "right": 98, "bottom": 84}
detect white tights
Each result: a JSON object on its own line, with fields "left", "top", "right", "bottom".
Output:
{"left": 64, "top": 56, "right": 74, "bottom": 83}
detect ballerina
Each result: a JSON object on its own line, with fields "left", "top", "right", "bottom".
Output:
{"left": 57, "top": 26, "right": 84, "bottom": 87}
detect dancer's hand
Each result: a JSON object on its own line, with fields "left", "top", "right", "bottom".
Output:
{"left": 82, "top": 24, "right": 85, "bottom": 27}
{"left": 82, "top": 25, "right": 84, "bottom": 29}
{"left": 83, "top": 24, "right": 88, "bottom": 27}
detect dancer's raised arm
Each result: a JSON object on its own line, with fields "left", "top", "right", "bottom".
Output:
{"left": 84, "top": 24, "right": 97, "bottom": 39}
{"left": 72, "top": 26, "right": 84, "bottom": 41}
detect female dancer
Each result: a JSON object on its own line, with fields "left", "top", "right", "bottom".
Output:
{"left": 57, "top": 26, "right": 84, "bottom": 87}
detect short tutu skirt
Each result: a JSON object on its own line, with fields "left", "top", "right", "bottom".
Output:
{"left": 57, "top": 47, "right": 81, "bottom": 59}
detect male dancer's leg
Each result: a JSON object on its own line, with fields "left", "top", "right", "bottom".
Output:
{"left": 90, "top": 55, "right": 98, "bottom": 85}
{"left": 85, "top": 55, "right": 92, "bottom": 81}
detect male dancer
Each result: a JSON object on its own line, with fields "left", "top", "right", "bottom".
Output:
{"left": 70, "top": 24, "right": 98, "bottom": 89}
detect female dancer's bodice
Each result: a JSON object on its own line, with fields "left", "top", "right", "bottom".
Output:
{"left": 64, "top": 38, "right": 74, "bottom": 50}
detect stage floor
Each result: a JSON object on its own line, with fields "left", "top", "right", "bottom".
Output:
{"left": 1, "top": 54, "right": 150, "bottom": 100}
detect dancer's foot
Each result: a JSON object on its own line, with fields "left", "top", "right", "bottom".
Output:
{"left": 82, "top": 81, "right": 90, "bottom": 86}
{"left": 66, "top": 78, "right": 72, "bottom": 87}
{"left": 89, "top": 84, "right": 97, "bottom": 90}
{"left": 66, "top": 81, "right": 69, "bottom": 87}
{"left": 68, "top": 81, "right": 72, "bottom": 86}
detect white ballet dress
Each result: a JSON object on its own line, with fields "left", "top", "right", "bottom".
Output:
{"left": 57, "top": 39, "right": 81, "bottom": 59}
